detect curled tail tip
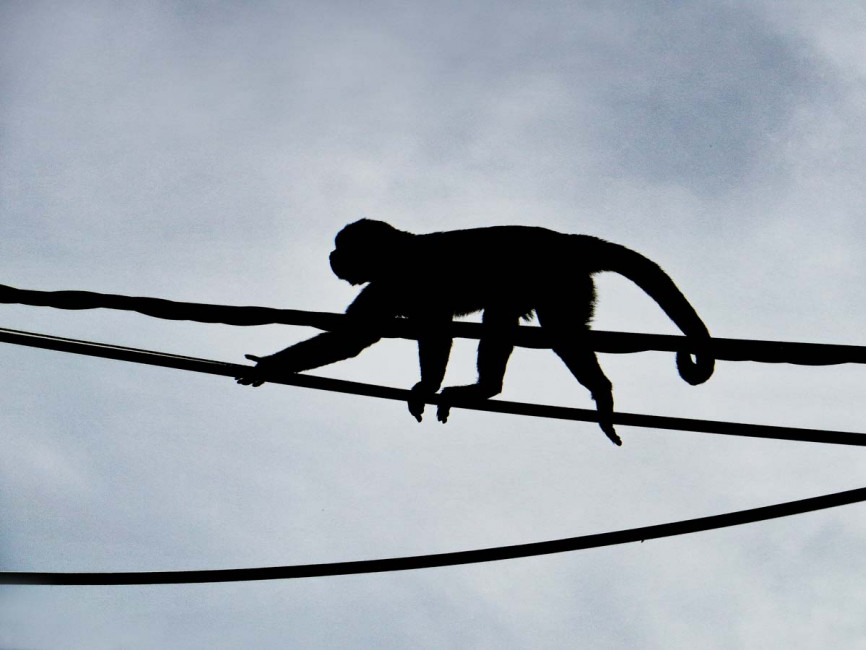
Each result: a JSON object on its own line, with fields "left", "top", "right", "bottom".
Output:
{"left": 676, "top": 350, "right": 715, "bottom": 385}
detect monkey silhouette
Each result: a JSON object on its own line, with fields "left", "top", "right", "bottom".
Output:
{"left": 236, "top": 220, "right": 714, "bottom": 445}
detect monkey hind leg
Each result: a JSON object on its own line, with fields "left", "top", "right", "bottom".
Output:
{"left": 436, "top": 381, "right": 503, "bottom": 423}
{"left": 536, "top": 302, "right": 621, "bottom": 446}
{"left": 436, "top": 314, "right": 516, "bottom": 423}
{"left": 551, "top": 343, "right": 621, "bottom": 446}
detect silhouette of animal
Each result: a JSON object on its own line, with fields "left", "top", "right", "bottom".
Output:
{"left": 237, "top": 219, "right": 714, "bottom": 445}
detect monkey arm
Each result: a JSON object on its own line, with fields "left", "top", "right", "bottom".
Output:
{"left": 265, "top": 329, "right": 381, "bottom": 372}
{"left": 236, "top": 283, "right": 393, "bottom": 387}
{"left": 235, "top": 329, "right": 382, "bottom": 386}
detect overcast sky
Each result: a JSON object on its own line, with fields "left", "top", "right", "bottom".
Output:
{"left": 2, "top": 1, "right": 866, "bottom": 648}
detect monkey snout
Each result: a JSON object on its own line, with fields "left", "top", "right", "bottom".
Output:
{"left": 329, "top": 249, "right": 364, "bottom": 285}
{"left": 329, "top": 250, "right": 348, "bottom": 280}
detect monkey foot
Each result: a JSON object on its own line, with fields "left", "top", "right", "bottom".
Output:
{"left": 601, "top": 423, "right": 622, "bottom": 446}
{"left": 408, "top": 382, "right": 438, "bottom": 422}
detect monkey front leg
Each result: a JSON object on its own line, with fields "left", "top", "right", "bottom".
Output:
{"left": 408, "top": 334, "right": 453, "bottom": 422}
{"left": 236, "top": 330, "right": 379, "bottom": 387}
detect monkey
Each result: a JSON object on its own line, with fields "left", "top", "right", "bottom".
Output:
{"left": 236, "top": 219, "right": 714, "bottom": 445}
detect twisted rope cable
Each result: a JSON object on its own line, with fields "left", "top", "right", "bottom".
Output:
{"left": 2, "top": 283, "right": 865, "bottom": 364}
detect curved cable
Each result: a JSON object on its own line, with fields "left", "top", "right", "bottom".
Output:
{"left": 1, "top": 325, "right": 865, "bottom": 447}
{"left": 4, "top": 484, "right": 865, "bottom": 585}
{"left": 2, "top": 283, "right": 866, "bottom": 365}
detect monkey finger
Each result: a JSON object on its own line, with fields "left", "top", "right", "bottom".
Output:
{"left": 244, "top": 354, "right": 262, "bottom": 362}
{"left": 436, "top": 404, "right": 451, "bottom": 423}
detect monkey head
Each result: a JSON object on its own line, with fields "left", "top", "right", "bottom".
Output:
{"left": 329, "top": 219, "right": 408, "bottom": 285}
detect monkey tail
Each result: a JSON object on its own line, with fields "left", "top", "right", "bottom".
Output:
{"left": 582, "top": 236, "right": 715, "bottom": 385}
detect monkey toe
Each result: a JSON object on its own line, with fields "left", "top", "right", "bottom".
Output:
{"left": 600, "top": 423, "right": 622, "bottom": 446}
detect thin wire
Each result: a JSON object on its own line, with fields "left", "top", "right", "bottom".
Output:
{"left": 1, "top": 325, "right": 865, "bottom": 446}
{"left": 4, "top": 484, "right": 865, "bottom": 585}
{"left": 2, "top": 283, "right": 866, "bottom": 364}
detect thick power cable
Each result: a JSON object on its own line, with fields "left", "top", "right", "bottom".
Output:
{"left": 4, "top": 484, "right": 865, "bottom": 585}
{"left": 2, "top": 283, "right": 866, "bottom": 364}
{"left": 1, "top": 325, "right": 865, "bottom": 447}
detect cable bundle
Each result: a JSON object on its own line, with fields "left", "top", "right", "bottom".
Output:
{"left": 2, "top": 282, "right": 865, "bottom": 585}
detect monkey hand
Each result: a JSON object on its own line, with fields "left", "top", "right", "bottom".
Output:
{"left": 408, "top": 381, "right": 438, "bottom": 422}
{"left": 235, "top": 353, "right": 306, "bottom": 387}
{"left": 235, "top": 354, "right": 271, "bottom": 387}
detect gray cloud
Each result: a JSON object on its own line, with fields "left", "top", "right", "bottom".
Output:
{"left": 2, "top": 1, "right": 866, "bottom": 649}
